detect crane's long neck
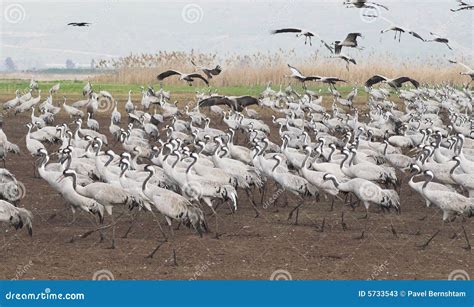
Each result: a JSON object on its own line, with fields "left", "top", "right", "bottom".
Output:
{"left": 70, "top": 172, "right": 77, "bottom": 190}
{"left": 325, "top": 176, "right": 340, "bottom": 188}
{"left": 186, "top": 157, "right": 198, "bottom": 174}
{"left": 302, "top": 151, "right": 311, "bottom": 169}
{"left": 450, "top": 159, "right": 461, "bottom": 175}
{"left": 340, "top": 153, "right": 349, "bottom": 170}
{"left": 422, "top": 174, "right": 433, "bottom": 189}
{"left": 272, "top": 158, "right": 281, "bottom": 173}
{"left": 349, "top": 151, "right": 356, "bottom": 166}
{"left": 142, "top": 171, "right": 153, "bottom": 192}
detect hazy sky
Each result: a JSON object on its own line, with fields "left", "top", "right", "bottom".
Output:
{"left": 0, "top": 0, "right": 472, "bottom": 69}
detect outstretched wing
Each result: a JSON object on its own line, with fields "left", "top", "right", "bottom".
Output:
{"left": 326, "top": 77, "right": 347, "bottom": 83}
{"left": 408, "top": 31, "right": 425, "bottom": 41}
{"left": 157, "top": 70, "right": 182, "bottom": 80}
{"left": 365, "top": 75, "right": 387, "bottom": 87}
{"left": 305, "top": 76, "right": 322, "bottom": 82}
{"left": 271, "top": 28, "right": 303, "bottom": 34}
{"left": 188, "top": 73, "right": 209, "bottom": 85}
{"left": 236, "top": 96, "right": 259, "bottom": 109}
{"left": 449, "top": 60, "right": 472, "bottom": 71}
{"left": 344, "top": 32, "right": 362, "bottom": 44}
{"left": 320, "top": 39, "right": 334, "bottom": 53}
{"left": 287, "top": 64, "right": 304, "bottom": 78}
{"left": 371, "top": 2, "right": 389, "bottom": 10}
{"left": 393, "top": 77, "right": 420, "bottom": 88}
{"left": 198, "top": 96, "right": 234, "bottom": 109}
{"left": 207, "top": 65, "right": 222, "bottom": 76}
{"left": 68, "top": 22, "right": 90, "bottom": 26}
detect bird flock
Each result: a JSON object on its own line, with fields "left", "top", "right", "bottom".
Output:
{"left": 0, "top": 1, "right": 473, "bottom": 258}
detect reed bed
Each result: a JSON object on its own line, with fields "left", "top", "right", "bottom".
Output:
{"left": 93, "top": 50, "right": 472, "bottom": 87}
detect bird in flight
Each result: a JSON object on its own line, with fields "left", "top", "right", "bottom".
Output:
{"left": 365, "top": 75, "right": 420, "bottom": 90}
{"left": 157, "top": 70, "right": 209, "bottom": 86}
{"left": 425, "top": 32, "right": 453, "bottom": 50}
{"left": 381, "top": 25, "right": 424, "bottom": 42}
{"left": 451, "top": 0, "right": 474, "bottom": 11}
{"left": 271, "top": 28, "right": 333, "bottom": 52}
{"left": 67, "top": 22, "right": 91, "bottom": 27}
{"left": 191, "top": 60, "right": 223, "bottom": 79}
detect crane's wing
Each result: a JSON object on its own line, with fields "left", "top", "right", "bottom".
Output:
{"left": 393, "top": 77, "right": 420, "bottom": 88}
{"left": 365, "top": 75, "right": 387, "bottom": 87}
{"left": 304, "top": 76, "right": 322, "bottom": 82}
{"left": 370, "top": 2, "right": 389, "bottom": 10}
{"left": 198, "top": 96, "right": 234, "bottom": 109}
{"left": 287, "top": 64, "right": 304, "bottom": 77}
{"left": 451, "top": 5, "right": 474, "bottom": 11}
{"left": 271, "top": 28, "right": 303, "bottom": 34}
{"left": 326, "top": 77, "right": 347, "bottom": 83}
{"left": 236, "top": 96, "right": 259, "bottom": 108}
{"left": 344, "top": 32, "right": 362, "bottom": 43}
{"left": 429, "top": 32, "right": 442, "bottom": 38}
{"left": 449, "top": 60, "right": 472, "bottom": 71}
{"left": 207, "top": 65, "right": 222, "bottom": 76}
{"left": 157, "top": 70, "right": 182, "bottom": 80}
{"left": 408, "top": 31, "right": 425, "bottom": 41}
{"left": 188, "top": 73, "right": 210, "bottom": 86}
{"left": 320, "top": 39, "right": 334, "bottom": 53}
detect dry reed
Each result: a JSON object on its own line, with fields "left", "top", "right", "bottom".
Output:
{"left": 93, "top": 50, "right": 472, "bottom": 86}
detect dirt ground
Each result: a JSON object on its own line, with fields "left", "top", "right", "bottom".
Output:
{"left": 0, "top": 93, "right": 472, "bottom": 280}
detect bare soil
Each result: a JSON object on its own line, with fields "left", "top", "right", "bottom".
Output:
{"left": 0, "top": 93, "right": 472, "bottom": 280}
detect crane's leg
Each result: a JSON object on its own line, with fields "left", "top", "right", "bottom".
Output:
{"left": 390, "top": 222, "right": 398, "bottom": 238}
{"left": 462, "top": 225, "right": 471, "bottom": 250}
{"left": 329, "top": 195, "right": 335, "bottom": 211}
{"left": 355, "top": 209, "right": 369, "bottom": 240}
{"left": 122, "top": 210, "right": 139, "bottom": 238}
{"left": 417, "top": 229, "right": 440, "bottom": 250}
{"left": 146, "top": 240, "right": 167, "bottom": 259}
{"left": 287, "top": 196, "right": 304, "bottom": 225}
{"left": 245, "top": 189, "right": 261, "bottom": 218}
{"left": 259, "top": 181, "right": 267, "bottom": 206}
{"left": 341, "top": 212, "right": 348, "bottom": 231}
{"left": 107, "top": 213, "right": 116, "bottom": 249}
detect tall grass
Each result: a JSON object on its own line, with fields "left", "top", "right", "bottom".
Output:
{"left": 94, "top": 50, "right": 472, "bottom": 86}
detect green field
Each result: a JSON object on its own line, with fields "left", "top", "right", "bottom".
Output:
{"left": 0, "top": 79, "right": 362, "bottom": 98}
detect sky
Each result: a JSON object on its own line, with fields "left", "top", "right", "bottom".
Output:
{"left": 0, "top": 0, "right": 472, "bottom": 70}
